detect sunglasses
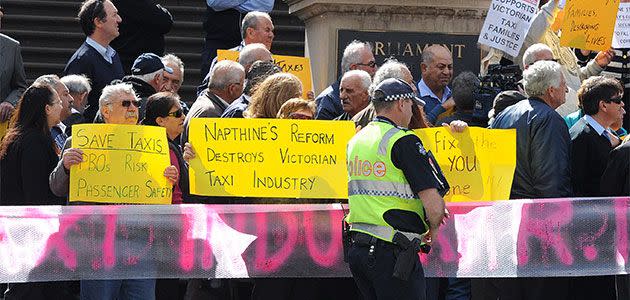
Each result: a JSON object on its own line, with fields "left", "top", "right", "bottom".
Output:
{"left": 288, "top": 112, "right": 313, "bottom": 120}
{"left": 118, "top": 100, "right": 140, "bottom": 108}
{"left": 356, "top": 61, "right": 376, "bottom": 68}
{"left": 166, "top": 109, "right": 184, "bottom": 118}
{"left": 607, "top": 97, "right": 623, "bottom": 104}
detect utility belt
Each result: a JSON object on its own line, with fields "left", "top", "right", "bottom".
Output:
{"left": 343, "top": 222, "right": 430, "bottom": 281}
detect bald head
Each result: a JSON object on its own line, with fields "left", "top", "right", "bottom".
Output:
{"left": 239, "top": 43, "right": 273, "bottom": 72}
{"left": 421, "top": 44, "right": 453, "bottom": 92}
{"left": 208, "top": 60, "right": 245, "bottom": 103}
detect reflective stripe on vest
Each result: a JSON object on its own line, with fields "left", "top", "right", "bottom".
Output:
{"left": 378, "top": 127, "right": 401, "bottom": 156}
{"left": 348, "top": 180, "right": 416, "bottom": 200}
{"left": 350, "top": 222, "right": 425, "bottom": 242}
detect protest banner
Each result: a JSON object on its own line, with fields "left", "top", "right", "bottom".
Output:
{"left": 217, "top": 50, "right": 313, "bottom": 99}
{"left": 560, "top": 0, "right": 621, "bottom": 51}
{"left": 478, "top": 0, "right": 540, "bottom": 57}
{"left": 414, "top": 127, "right": 516, "bottom": 202}
{"left": 69, "top": 124, "right": 171, "bottom": 204}
{"left": 0, "top": 197, "right": 628, "bottom": 282}
{"left": 612, "top": 2, "right": 630, "bottom": 48}
{"left": 188, "top": 118, "right": 355, "bottom": 199}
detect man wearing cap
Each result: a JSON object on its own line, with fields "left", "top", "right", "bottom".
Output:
{"left": 121, "top": 52, "right": 172, "bottom": 119}
{"left": 346, "top": 78, "right": 447, "bottom": 300}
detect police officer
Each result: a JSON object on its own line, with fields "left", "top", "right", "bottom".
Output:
{"left": 346, "top": 78, "right": 448, "bottom": 300}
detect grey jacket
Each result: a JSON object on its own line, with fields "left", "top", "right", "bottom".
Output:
{"left": 49, "top": 137, "right": 72, "bottom": 197}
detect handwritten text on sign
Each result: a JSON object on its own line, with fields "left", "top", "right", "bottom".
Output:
{"left": 560, "top": 0, "right": 620, "bottom": 51}
{"left": 612, "top": 2, "right": 630, "bottom": 48}
{"left": 217, "top": 50, "right": 313, "bottom": 99}
{"left": 188, "top": 119, "right": 355, "bottom": 198}
{"left": 478, "top": 0, "right": 540, "bottom": 57}
{"left": 69, "top": 124, "right": 171, "bottom": 204}
{"left": 414, "top": 127, "right": 516, "bottom": 202}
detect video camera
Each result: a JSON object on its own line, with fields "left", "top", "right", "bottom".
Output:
{"left": 472, "top": 64, "right": 523, "bottom": 121}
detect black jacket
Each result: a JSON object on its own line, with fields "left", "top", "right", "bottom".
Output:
{"left": 569, "top": 118, "right": 613, "bottom": 197}
{"left": 601, "top": 142, "right": 630, "bottom": 196}
{"left": 490, "top": 97, "right": 572, "bottom": 199}
{"left": 111, "top": 0, "right": 173, "bottom": 73}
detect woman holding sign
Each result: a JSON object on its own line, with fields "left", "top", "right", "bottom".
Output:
{"left": 0, "top": 84, "right": 72, "bottom": 299}
{"left": 142, "top": 92, "right": 190, "bottom": 204}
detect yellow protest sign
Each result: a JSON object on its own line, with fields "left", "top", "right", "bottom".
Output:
{"left": 217, "top": 50, "right": 313, "bottom": 99}
{"left": 69, "top": 124, "right": 172, "bottom": 204}
{"left": 0, "top": 121, "right": 9, "bottom": 142}
{"left": 560, "top": 0, "right": 620, "bottom": 51}
{"left": 414, "top": 127, "right": 516, "bottom": 202}
{"left": 188, "top": 118, "right": 355, "bottom": 199}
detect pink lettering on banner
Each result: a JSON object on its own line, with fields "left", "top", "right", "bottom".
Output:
{"left": 178, "top": 212, "right": 195, "bottom": 272}
{"left": 254, "top": 212, "right": 298, "bottom": 273}
{"left": 614, "top": 198, "right": 629, "bottom": 264}
{"left": 517, "top": 201, "right": 573, "bottom": 266}
{"left": 303, "top": 210, "right": 342, "bottom": 267}
{"left": 102, "top": 209, "right": 118, "bottom": 270}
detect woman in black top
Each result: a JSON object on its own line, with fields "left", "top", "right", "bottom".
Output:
{"left": 0, "top": 84, "right": 65, "bottom": 206}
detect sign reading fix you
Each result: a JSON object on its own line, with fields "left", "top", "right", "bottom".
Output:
{"left": 188, "top": 119, "right": 355, "bottom": 199}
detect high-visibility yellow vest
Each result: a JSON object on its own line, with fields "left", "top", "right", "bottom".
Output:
{"left": 346, "top": 120, "right": 429, "bottom": 242}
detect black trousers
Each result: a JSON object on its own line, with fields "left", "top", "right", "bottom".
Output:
{"left": 348, "top": 239, "right": 426, "bottom": 300}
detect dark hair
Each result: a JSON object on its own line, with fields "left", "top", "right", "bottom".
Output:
{"left": 78, "top": 0, "right": 107, "bottom": 36}
{"left": 451, "top": 71, "right": 479, "bottom": 111}
{"left": 142, "top": 92, "right": 179, "bottom": 126}
{"left": 245, "top": 61, "right": 282, "bottom": 95}
{"left": 579, "top": 76, "right": 624, "bottom": 115}
{"left": 0, "top": 84, "right": 57, "bottom": 158}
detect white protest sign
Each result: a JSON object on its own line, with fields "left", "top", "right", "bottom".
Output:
{"left": 478, "top": 0, "right": 541, "bottom": 57}
{"left": 612, "top": 2, "right": 630, "bottom": 48}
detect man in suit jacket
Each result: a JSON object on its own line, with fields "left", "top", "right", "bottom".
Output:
{"left": 570, "top": 75, "right": 625, "bottom": 197}
{"left": 181, "top": 60, "right": 244, "bottom": 144}
{"left": 0, "top": 7, "right": 27, "bottom": 122}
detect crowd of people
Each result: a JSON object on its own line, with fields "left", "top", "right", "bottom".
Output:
{"left": 0, "top": 0, "right": 629, "bottom": 299}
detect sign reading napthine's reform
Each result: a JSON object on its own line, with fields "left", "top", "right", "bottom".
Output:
{"left": 69, "top": 124, "right": 172, "bottom": 204}
{"left": 613, "top": 2, "right": 630, "bottom": 48}
{"left": 188, "top": 119, "right": 355, "bottom": 198}
{"left": 478, "top": 0, "right": 540, "bottom": 57}
{"left": 561, "top": 0, "right": 620, "bottom": 51}
{"left": 414, "top": 127, "right": 516, "bottom": 202}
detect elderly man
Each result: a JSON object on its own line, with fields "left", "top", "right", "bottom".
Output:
{"left": 316, "top": 40, "right": 376, "bottom": 120}
{"left": 60, "top": 74, "right": 92, "bottom": 134}
{"left": 346, "top": 78, "right": 446, "bottom": 300}
{"left": 335, "top": 70, "right": 371, "bottom": 121}
{"left": 49, "top": 82, "right": 177, "bottom": 300}
{"left": 33, "top": 75, "right": 75, "bottom": 151}
{"left": 121, "top": 53, "right": 172, "bottom": 118}
{"left": 161, "top": 54, "right": 184, "bottom": 95}
{"left": 63, "top": 0, "right": 124, "bottom": 123}
{"left": 418, "top": 45, "right": 454, "bottom": 125}
{"left": 490, "top": 60, "right": 571, "bottom": 300}
{"left": 182, "top": 60, "right": 245, "bottom": 144}
{"left": 0, "top": 6, "right": 27, "bottom": 123}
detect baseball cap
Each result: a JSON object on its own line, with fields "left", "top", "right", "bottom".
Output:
{"left": 131, "top": 53, "right": 173, "bottom": 76}
{"left": 372, "top": 78, "right": 426, "bottom": 106}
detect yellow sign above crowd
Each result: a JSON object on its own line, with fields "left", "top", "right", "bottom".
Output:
{"left": 414, "top": 127, "right": 516, "bottom": 202}
{"left": 69, "top": 124, "right": 172, "bottom": 204}
{"left": 217, "top": 50, "right": 313, "bottom": 99}
{"left": 560, "top": 0, "right": 620, "bottom": 51}
{"left": 188, "top": 118, "right": 355, "bottom": 199}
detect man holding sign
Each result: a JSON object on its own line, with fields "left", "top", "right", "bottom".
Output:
{"left": 49, "top": 82, "right": 178, "bottom": 300}
{"left": 346, "top": 78, "right": 447, "bottom": 300}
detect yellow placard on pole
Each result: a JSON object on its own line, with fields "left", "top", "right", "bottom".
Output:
{"left": 188, "top": 118, "right": 355, "bottom": 199}
{"left": 216, "top": 50, "right": 313, "bottom": 99}
{"left": 414, "top": 127, "right": 516, "bottom": 202}
{"left": 69, "top": 124, "right": 172, "bottom": 204}
{"left": 560, "top": 0, "right": 620, "bottom": 51}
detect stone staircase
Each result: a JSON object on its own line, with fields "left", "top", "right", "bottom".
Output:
{"left": 0, "top": 0, "right": 305, "bottom": 103}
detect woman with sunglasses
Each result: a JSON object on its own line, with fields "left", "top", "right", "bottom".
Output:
{"left": 142, "top": 92, "right": 189, "bottom": 205}
{"left": 276, "top": 98, "right": 316, "bottom": 120}
{"left": 0, "top": 84, "right": 73, "bottom": 299}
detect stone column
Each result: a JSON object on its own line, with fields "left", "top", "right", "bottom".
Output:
{"left": 286, "top": 0, "right": 490, "bottom": 93}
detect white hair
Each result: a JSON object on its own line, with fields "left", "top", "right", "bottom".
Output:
{"left": 341, "top": 70, "right": 371, "bottom": 91}
{"left": 208, "top": 60, "right": 245, "bottom": 90}
{"left": 368, "top": 58, "right": 409, "bottom": 96}
{"left": 238, "top": 43, "right": 272, "bottom": 68}
{"left": 341, "top": 40, "right": 372, "bottom": 74}
{"left": 162, "top": 54, "right": 184, "bottom": 80}
{"left": 99, "top": 83, "right": 137, "bottom": 109}
{"left": 61, "top": 74, "right": 92, "bottom": 95}
{"left": 523, "top": 60, "right": 562, "bottom": 98}
{"left": 135, "top": 69, "right": 163, "bottom": 84}
{"left": 522, "top": 43, "right": 553, "bottom": 69}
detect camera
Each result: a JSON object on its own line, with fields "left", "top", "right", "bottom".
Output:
{"left": 472, "top": 64, "right": 523, "bottom": 121}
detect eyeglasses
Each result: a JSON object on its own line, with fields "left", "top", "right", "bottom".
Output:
{"left": 166, "top": 109, "right": 184, "bottom": 118}
{"left": 108, "top": 99, "right": 140, "bottom": 108}
{"left": 288, "top": 112, "right": 313, "bottom": 120}
{"left": 607, "top": 97, "right": 623, "bottom": 104}
{"left": 355, "top": 61, "right": 376, "bottom": 68}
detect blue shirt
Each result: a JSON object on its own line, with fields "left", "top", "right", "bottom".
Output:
{"left": 85, "top": 37, "right": 117, "bottom": 64}
{"left": 417, "top": 79, "right": 451, "bottom": 124}
{"left": 206, "top": 0, "right": 273, "bottom": 12}
{"left": 564, "top": 109, "right": 583, "bottom": 130}
{"left": 584, "top": 115, "right": 611, "bottom": 140}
